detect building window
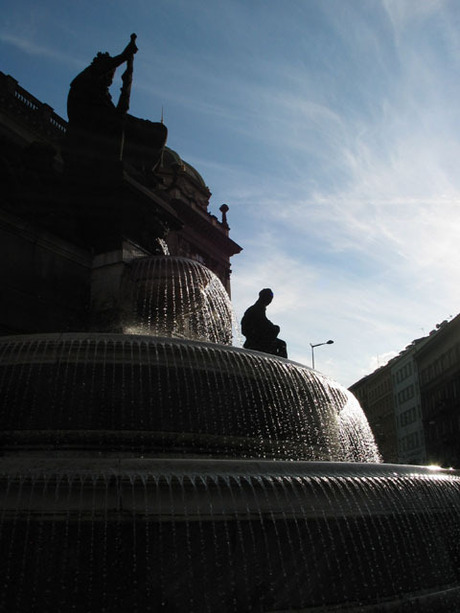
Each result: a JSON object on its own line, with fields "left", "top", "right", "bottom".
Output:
{"left": 400, "top": 406, "right": 417, "bottom": 427}
{"left": 397, "top": 384, "right": 415, "bottom": 405}
{"left": 400, "top": 431, "right": 420, "bottom": 452}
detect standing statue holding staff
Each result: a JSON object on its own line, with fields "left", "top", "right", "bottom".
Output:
{"left": 66, "top": 34, "right": 167, "bottom": 170}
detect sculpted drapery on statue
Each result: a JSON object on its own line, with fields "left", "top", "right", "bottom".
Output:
{"left": 66, "top": 34, "right": 167, "bottom": 170}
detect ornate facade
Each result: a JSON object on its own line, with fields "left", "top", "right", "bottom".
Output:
{"left": 0, "top": 70, "right": 241, "bottom": 334}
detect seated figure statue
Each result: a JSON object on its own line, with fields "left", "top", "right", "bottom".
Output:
{"left": 241, "top": 288, "right": 288, "bottom": 358}
{"left": 66, "top": 34, "right": 167, "bottom": 171}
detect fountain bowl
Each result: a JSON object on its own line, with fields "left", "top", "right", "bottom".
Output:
{"left": 0, "top": 457, "right": 460, "bottom": 611}
{"left": 0, "top": 332, "right": 379, "bottom": 462}
{"left": 1, "top": 332, "right": 460, "bottom": 611}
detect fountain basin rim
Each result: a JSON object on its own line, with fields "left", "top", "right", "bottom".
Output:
{"left": 1, "top": 458, "right": 458, "bottom": 522}
{"left": 298, "top": 584, "right": 460, "bottom": 613}
{"left": 0, "top": 332, "right": 313, "bottom": 370}
{"left": 0, "top": 457, "right": 457, "bottom": 480}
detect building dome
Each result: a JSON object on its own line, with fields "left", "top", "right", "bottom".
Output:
{"left": 161, "top": 146, "right": 208, "bottom": 189}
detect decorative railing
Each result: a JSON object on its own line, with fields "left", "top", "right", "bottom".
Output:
{"left": 0, "top": 71, "right": 67, "bottom": 140}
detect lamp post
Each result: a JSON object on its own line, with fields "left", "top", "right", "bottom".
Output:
{"left": 310, "top": 340, "right": 334, "bottom": 369}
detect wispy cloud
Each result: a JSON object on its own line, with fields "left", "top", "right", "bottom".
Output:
{"left": 3, "top": 0, "right": 459, "bottom": 387}
{"left": 383, "top": 0, "right": 447, "bottom": 30}
{"left": 0, "top": 32, "right": 81, "bottom": 68}
{"left": 218, "top": 2, "right": 460, "bottom": 386}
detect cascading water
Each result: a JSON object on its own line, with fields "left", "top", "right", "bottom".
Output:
{"left": 0, "top": 333, "right": 379, "bottom": 461}
{"left": 122, "top": 256, "right": 235, "bottom": 345}
{"left": 1, "top": 255, "right": 460, "bottom": 612}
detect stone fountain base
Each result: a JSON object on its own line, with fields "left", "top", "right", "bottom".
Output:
{"left": 1, "top": 333, "right": 460, "bottom": 610}
{"left": 1, "top": 458, "right": 460, "bottom": 611}
{"left": 0, "top": 333, "right": 379, "bottom": 462}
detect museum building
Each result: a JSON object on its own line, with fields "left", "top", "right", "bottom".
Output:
{"left": 0, "top": 70, "right": 241, "bottom": 336}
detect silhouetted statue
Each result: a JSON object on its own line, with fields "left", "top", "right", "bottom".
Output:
{"left": 66, "top": 34, "right": 167, "bottom": 170}
{"left": 241, "top": 288, "right": 288, "bottom": 358}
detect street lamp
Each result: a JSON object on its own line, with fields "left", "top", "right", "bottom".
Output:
{"left": 310, "top": 340, "right": 334, "bottom": 369}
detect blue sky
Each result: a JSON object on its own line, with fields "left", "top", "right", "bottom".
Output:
{"left": 2, "top": 0, "right": 460, "bottom": 387}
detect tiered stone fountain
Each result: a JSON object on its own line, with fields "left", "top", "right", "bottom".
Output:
{"left": 1, "top": 255, "right": 460, "bottom": 612}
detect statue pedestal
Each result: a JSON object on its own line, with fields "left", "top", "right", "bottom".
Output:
{"left": 64, "top": 158, "right": 181, "bottom": 254}
{"left": 63, "top": 159, "right": 183, "bottom": 331}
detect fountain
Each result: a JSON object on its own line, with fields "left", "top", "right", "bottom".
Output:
{"left": 1, "top": 36, "right": 460, "bottom": 611}
{"left": 1, "top": 255, "right": 460, "bottom": 612}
